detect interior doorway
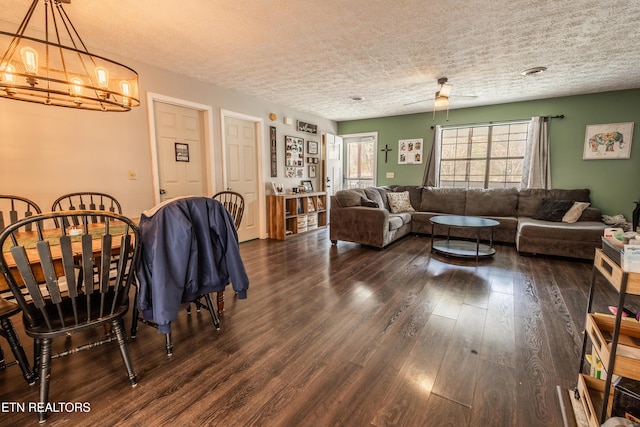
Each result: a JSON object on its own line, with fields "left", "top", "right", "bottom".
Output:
{"left": 147, "top": 93, "right": 215, "bottom": 206}
{"left": 220, "top": 110, "right": 265, "bottom": 242}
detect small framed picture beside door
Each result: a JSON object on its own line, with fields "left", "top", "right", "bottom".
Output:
{"left": 307, "top": 140, "right": 318, "bottom": 155}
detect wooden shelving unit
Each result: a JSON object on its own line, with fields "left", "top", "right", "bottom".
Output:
{"left": 267, "top": 192, "right": 327, "bottom": 240}
{"left": 573, "top": 248, "right": 640, "bottom": 426}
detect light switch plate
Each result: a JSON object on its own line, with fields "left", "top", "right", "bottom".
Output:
{"left": 386, "top": 172, "right": 395, "bottom": 178}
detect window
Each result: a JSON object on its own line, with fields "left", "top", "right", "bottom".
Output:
{"left": 439, "top": 121, "right": 529, "bottom": 189}
{"left": 343, "top": 133, "right": 377, "bottom": 189}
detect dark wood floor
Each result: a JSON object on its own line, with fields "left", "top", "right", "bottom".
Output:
{"left": 1, "top": 229, "right": 635, "bottom": 426}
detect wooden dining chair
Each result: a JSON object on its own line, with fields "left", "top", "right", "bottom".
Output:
{"left": 0, "top": 195, "right": 41, "bottom": 385}
{"left": 212, "top": 191, "right": 244, "bottom": 231}
{"left": 51, "top": 192, "right": 122, "bottom": 227}
{"left": 0, "top": 211, "right": 140, "bottom": 423}
{"left": 0, "top": 194, "right": 42, "bottom": 231}
{"left": 0, "top": 296, "right": 36, "bottom": 385}
{"left": 187, "top": 191, "right": 245, "bottom": 317}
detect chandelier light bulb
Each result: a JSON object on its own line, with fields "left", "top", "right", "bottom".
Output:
{"left": 69, "top": 77, "right": 83, "bottom": 100}
{"left": 1, "top": 62, "right": 16, "bottom": 84}
{"left": 20, "top": 46, "right": 38, "bottom": 74}
{"left": 120, "top": 80, "right": 131, "bottom": 105}
{"left": 95, "top": 67, "right": 109, "bottom": 89}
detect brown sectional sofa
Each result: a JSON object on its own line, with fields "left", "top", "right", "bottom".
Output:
{"left": 329, "top": 185, "right": 608, "bottom": 260}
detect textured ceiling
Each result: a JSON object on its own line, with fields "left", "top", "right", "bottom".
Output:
{"left": 1, "top": 0, "right": 640, "bottom": 121}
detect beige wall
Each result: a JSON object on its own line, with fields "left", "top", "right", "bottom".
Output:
{"left": 0, "top": 58, "right": 337, "bottom": 221}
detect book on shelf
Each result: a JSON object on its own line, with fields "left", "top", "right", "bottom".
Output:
{"left": 307, "top": 197, "right": 315, "bottom": 212}
{"left": 317, "top": 197, "right": 325, "bottom": 210}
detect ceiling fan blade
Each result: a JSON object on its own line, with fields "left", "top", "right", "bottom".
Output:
{"left": 449, "top": 94, "right": 478, "bottom": 99}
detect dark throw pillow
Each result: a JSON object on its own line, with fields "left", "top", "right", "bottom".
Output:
{"left": 361, "top": 197, "right": 379, "bottom": 208}
{"left": 532, "top": 199, "right": 575, "bottom": 222}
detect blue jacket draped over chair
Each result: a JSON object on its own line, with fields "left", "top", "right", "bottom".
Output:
{"left": 135, "top": 197, "right": 249, "bottom": 333}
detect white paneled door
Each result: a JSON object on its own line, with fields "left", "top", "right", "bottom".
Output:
{"left": 324, "top": 133, "right": 343, "bottom": 217}
{"left": 154, "top": 102, "right": 206, "bottom": 201}
{"left": 224, "top": 116, "right": 260, "bottom": 242}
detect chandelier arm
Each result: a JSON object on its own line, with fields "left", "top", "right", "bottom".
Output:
{"left": 57, "top": 1, "right": 90, "bottom": 53}
{"left": 54, "top": 0, "right": 102, "bottom": 105}
{"left": 45, "top": 0, "right": 52, "bottom": 94}
{"left": 1, "top": 0, "right": 39, "bottom": 64}
{"left": 16, "top": 0, "right": 40, "bottom": 36}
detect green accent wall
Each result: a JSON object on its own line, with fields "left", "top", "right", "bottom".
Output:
{"left": 338, "top": 89, "right": 640, "bottom": 218}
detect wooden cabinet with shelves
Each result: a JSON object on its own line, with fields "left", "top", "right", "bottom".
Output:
{"left": 267, "top": 192, "right": 327, "bottom": 240}
{"left": 574, "top": 248, "right": 640, "bottom": 426}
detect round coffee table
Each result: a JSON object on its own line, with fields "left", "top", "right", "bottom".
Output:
{"left": 430, "top": 215, "right": 500, "bottom": 261}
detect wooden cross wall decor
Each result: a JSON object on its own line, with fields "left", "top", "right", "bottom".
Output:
{"left": 381, "top": 144, "right": 392, "bottom": 163}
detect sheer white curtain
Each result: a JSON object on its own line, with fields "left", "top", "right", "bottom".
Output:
{"left": 422, "top": 125, "right": 442, "bottom": 187}
{"left": 521, "top": 116, "right": 551, "bottom": 189}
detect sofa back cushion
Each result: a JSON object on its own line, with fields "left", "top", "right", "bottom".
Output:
{"left": 517, "top": 188, "right": 591, "bottom": 217}
{"left": 578, "top": 206, "right": 602, "bottom": 222}
{"left": 364, "top": 188, "right": 389, "bottom": 210}
{"left": 547, "top": 188, "right": 591, "bottom": 203}
{"left": 334, "top": 189, "right": 367, "bottom": 208}
{"left": 420, "top": 187, "right": 466, "bottom": 214}
{"left": 517, "top": 188, "right": 547, "bottom": 217}
{"left": 465, "top": 188, "right": 518, "bottom": 217}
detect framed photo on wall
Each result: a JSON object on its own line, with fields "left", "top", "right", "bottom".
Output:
{"left": 270, "top": 126, "right": 277, "bottom": 177}
{"left": 285, "top": 135, "right": 304, "bottom": 168}
{"left": 307, "top": 140, "right": 318, "bottom": 155}
{"left": 175, "top": 143, "right": 189, "bottom": 162}
{"left": 583, "top": 122, "right": 634, "bottom": 159}
{"left": 309, "top": 164, "right": 317, "bottom": 178}
{"left": 301, "top": 180, "right": 314, "bottom": 192}
{"left": 398, "top": 138, "right": 423, "bottom": 164}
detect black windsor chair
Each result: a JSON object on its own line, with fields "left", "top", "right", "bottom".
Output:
{"left": 187, "top": 191, "right": 245, "bottom": 317}
{"left": 51, "top": 192, "right": 122, "bottom": 227}
{"left": 0, "top": 195, "right": 42, "bottom": 385}
{"left": 0, "top": 211, "right": 140, "bottom": 423}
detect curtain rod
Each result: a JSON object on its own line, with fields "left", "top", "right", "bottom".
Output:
{"left": 430, "top": 115, "right": 564, "bottom": 130}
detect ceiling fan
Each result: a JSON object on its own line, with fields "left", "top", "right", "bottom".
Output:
{"left": 404, "top": 77, "right": 477, "bottom": 119}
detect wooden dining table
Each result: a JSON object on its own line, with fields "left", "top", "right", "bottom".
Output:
{"left": 0, "top": 219, "right": 138, "bottom": 292}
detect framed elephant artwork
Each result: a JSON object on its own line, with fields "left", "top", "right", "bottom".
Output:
{"left": 583, "top": 122, "right": 634, "bottom": 159}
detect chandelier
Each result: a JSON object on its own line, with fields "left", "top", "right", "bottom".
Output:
{"left": 0, "top": 0, "right": 139, "bottom": 112}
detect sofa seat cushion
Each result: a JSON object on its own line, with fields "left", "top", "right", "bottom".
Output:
{"left": 389, "top": 213, "right": 411, "bottom": 231}
{"left": 517, "top": 217, "right": 606, "bottom": 242}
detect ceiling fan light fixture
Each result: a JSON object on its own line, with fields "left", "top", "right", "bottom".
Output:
{"left": 521, "top": 66, "right": 547, "bottom": 76}
{"left": 434, "top": 94, "right": 449, "bottom": 108}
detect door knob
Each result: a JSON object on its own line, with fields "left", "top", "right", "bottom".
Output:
{"left": 159, "top": 189, "right": 167, "bottom": 195}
